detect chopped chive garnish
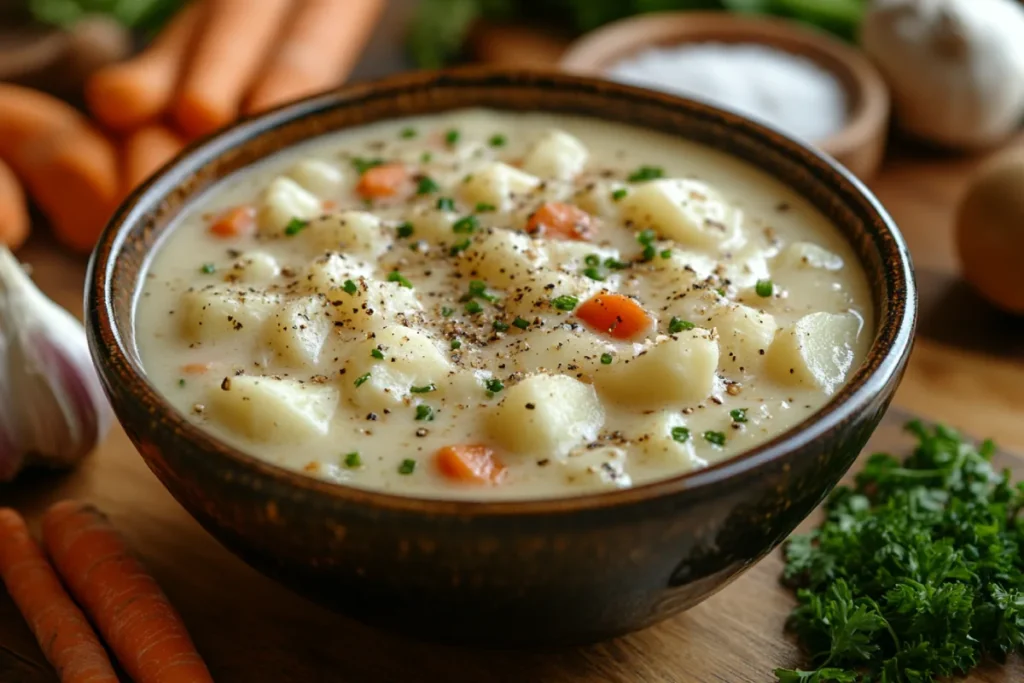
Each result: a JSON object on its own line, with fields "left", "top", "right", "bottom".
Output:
{"left": 410, "top": 384, "right": 436, "bottom": 394}
{"left": 464, "top": 300, "right": 483, "bottom": 315}
{"left": 351, "top": 157, "right": 384, "bottom": 174}
{"left": 436, "top": 196, "right": 455, "bottom": 211}
{"left": 178, "top": 378, "right": 186, "bottom": 387}
{"left": 611, "top": 188, "right": 628, "bottom": 201}
{"left": 370, "top": 348, "right": 384, "bottom": 360}
{"left": 600, "top": 353, "right": 613, "bottom": 365}
{"left": 449, "top": 238, "right": 471, "bottom": 256}
{"left": 387, "top": 271, "right": 413, "bottom": 288}
{"left": 284, "top": 217, "right": 309, "bottom": 236}
{"left": 466, "top": 279, "right": 498, "bottom": 302}
{"left": 672, "top": 426, "right": 691, "bottom": 444}
{"left": 354, "top": 372, "right": 371, "bottom": 387}
{"left": 485, "top": 378, "right": 504, "bottom": 395}
{"left": 604, "top": 257, "right": 629, "bottom": 270}
{"left": 420, "top": 151, "right": 432, "bottom": 163}
{"left": 344, "top": 451, "right": 362, "bottom": 468}
{"left": 704, "top": 430, "right": 726, "bottom": 447}
{"left": 474, "top": 202, "right": 496, "bottom": 213}
{"left": 584, "top": 254, "right": 601, "bottom": 267}
{"left": 512, "top": 317, "right": 530, "bottom": 330}
{"left": 400, "top": 127, "right": 417, "bottom": 139}
{"left": 716, "top": 287, "right": 727, "bottom": 297}
{"left": 660, "top": 249, "right": 672, "bottom": 259}
{"left": 398, "top": 458, "right": 417, "bottom": 474}
{"left": 441, "top": 306, "right": 454, "bottom": 317}
{"left": 452, "top": 215, "right": 479, "bottom": 234}
{"left": 488, "top": 133, "right": 506, "bottom": 147}
{"left": 450, "top": 339, "right": 462, "bottom": 350}
{"left": 627, "top": 165, "right": 664, "bottom": 182}
{"left": 669, "top": 317, "right": 695, "bottom": 334}
{"left": 493, "top": 320, "right": 510, "bottom": 332}
{"left": 636, "top": 229, "right": 657, "bottom": 261}
{"left": 417, "top": 176, "right": 440, "bottom": 195}
{"left": 552, "top": 295, "right": 579, "bottom": 311}
{"left": 342, "top": 279, "right": 358, "bottom": 296}
{"left": 396, "top": 222, "right": 414, "bottom": 238}
{"left": 756, "top": 279, "right": 774, "bottom": 297}
{"left": 445, "top": 129, "right": 460, "bottom": 145}
{"left": 414, "top": 405, "right": 434, "bottom": 421}
{"left": 583, "top": 267, "right": 605, "bottom": 281}
{"left": 200, "top": 263, "right": 216, "bottom": 274}
{"left": 730, "top": 408, "right": 748, "bottom": 423}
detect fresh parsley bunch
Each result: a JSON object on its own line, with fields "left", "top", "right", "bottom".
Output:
{"left": 777, "top": 422, "right": 1024, "bottom": 683}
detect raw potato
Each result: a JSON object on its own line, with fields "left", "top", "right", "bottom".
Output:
{"left": 459, "top": 228, "right": 547, "bottom": 287}
{"left": 621, "top": 179, "right": 742, "bottom": 248}
{"left": 488, "top": 374, "right": 604, "bottom": 455}
{"left": 286, "top": 159, "right": 345, "bottom": 197}
{"left": 257, "top": 177, "right": 322, "bottom": 236}
{"left": 768, "top": 312, "right": 861, "bottom": 395}
{"left": 709, "top": 304, "right": 777, "bottom": 376}
{"left": 561, "top": 446, "right": 631, "bottom": 489}
{"left": 460, "top": 162, "right": 540, "bottom": 211}
{"left": 522, "top": 129, "right": 588, "bottom": 181}
{"left": 228, "top": 251, "right": 281, "bottom": 284}
{"left": 629, "top": 413, "right": 706, "bottom": 471}
{"left": 347, "top": 325, "right": 451, "bottom": 410}
{"left": 263, "top": 296, "right": 332, "bottom": 368}
{"left": 179, "top": 288, "right": 279, "bottom": 343}
{"left": 306, "top": 211, "right": 390, "bottom": 257}
{"left": 776, "top": 241, "right": 843, "bottom": 271}
{"left": 208, "top": 376, "right": 339, "bottom": 443}
{"left": 597, "top": 330, "right": 719, "bottom": 409}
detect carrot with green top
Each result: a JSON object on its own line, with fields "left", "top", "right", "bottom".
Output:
{"left": 42, "top": 500, "right": 214, "bottom": 683}
{"left": 0, "top": 508, "right": 119, "bottom": 683}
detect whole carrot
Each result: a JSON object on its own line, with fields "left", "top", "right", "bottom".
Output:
{"left": 85, "top": 3, "right": 205, "bottom": 130}
{"left": 0, "top": 159, "right": 29, "bottom": 249}
{"left": 0, "top": 508, "right": 119, "bottom": 683}
{"left": 244, "top": 0, "right": 385, "bottom": 114}
{"left": 174, "top": 0, "right": 293, "bottom": 137}
{"left": 42, "top": 501, "right": 214, "bottom": 683}
{"left": 123, "top": 124, "right": 186, "bottom": 194}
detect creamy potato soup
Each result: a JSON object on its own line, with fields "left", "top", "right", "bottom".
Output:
{"left": 137, "top": 109, "right": 872, "bottom": 500}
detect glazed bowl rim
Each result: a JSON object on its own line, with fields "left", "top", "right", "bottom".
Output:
{"left": 87, "top": 66, "right": 916, "bottom": 517}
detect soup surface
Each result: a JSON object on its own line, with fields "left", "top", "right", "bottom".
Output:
{"left": 137, "top": 108, "right": 872, "bottom": 500}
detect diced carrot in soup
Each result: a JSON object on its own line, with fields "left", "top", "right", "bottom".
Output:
{"left": 356, "top": 163, "right": 408, "bottom": 198}
{"left": 526, "top": 202, "right": 593, "bottom": 240}
{"left": 435, "top": 445, "right": 506, "bottom": 484}
{"left": 208, "top": 205, "right": 256, "bottom": 238}
{"left": 576, "top": 292, "right": 651, "bottom": 340}
{"left": 181, "top": 362, "right": 212, "bottom": 374}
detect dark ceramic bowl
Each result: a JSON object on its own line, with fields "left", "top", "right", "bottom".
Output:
{"left": 87, "top": 68, "right": 916, "bottom": 645}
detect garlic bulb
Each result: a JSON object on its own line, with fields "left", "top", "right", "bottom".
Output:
{"left": 861, "top": 0, "right": 1024, "bottom": 149}
{"left": 0, "top": 247, "right": 112, "bottom": 481}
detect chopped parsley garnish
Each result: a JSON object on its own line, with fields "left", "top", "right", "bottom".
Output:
{"left": 485, "top": 378, "right": 504, "bottom": 395}
{"left": 600, "top": 353, "right": 613, "bottom": 365}
{"left": 400, "top": 127, "right": 417, "bottom": 139}
{"left": 660, "top": 249, "right": 672, "bottom": 259}
{"left": 452, "top": 215, "right": 479, "bottom": 234}
{"left": 604, "top": 257, "right": 629, "bottom": 270}
{"left": 671, "top": 426, "right": 691, "bottom": 443}
{"left": 387, "top": 271, "right": 413, "bottom": 288}
{"left": 703, "top": 430, "right": 726, "bottom": 447}
{"left": 284, "top": 217, "right": 309, "bottom": 236}
{"left": 342, "top": 279, "right": 358, "bottom": 296}
{"left": 464, "top": 300, "right": 483, "bottom": 315}
{"left": 552, "top": 295, "right": 579, "bottom": 311}
{"left": 398, "top": 458, "right": 417, "bottom": 474}
{"left": 474, "top": 202, "right": 496, "bottom": 213}
{"left": 584, "top": 254, "right": 601, "bottom": 267}
{"left": 493, "top": 320, "right": 510, "bottom": 332}
{"left": 627, "top": 165, "right": 664, "bottom": 182}
{"left": 756, "top": 279, "right": 774, "bottom": 298}
{"left": 611, "top": 188, "right": 629, "bottom": 201}
{"left": 488, "top": 133, "right": 506, "bottom": 147}
{"left": 436, "top": 196, "right": 455, "bottom": 211}
{"left": 450, "top": 339, "right": 462, "bottom": 350}
{"left": 512, "top": 317, "right": 530, "bottom": 330}
{"left": 441, "top": 306, "right": 454, "bottom": 317}
{"left": 351, "top": 157, "right": 384, "bottom": 174}
{"left": 636, "top": 229, "right": 657, "bottom": 261}
{"left": 444, "top": 129, "right": 460, "bottom": 145}
{"left": 465, "top": 279, "right": 498, "bottom": 303}
{"left": 583, "top": 267, "right": 605, "bottom": 281}
{"left": 396, "top": 222, "right": 414, "bottom": 238}
{"left": 730, "top": 408, "right": 748, "bottom": 423}
{"left": 414, "top": 405, "right": 434, "bottom": 421}
{"left": 449, "top": 238, "right": 471, "bottom": 256}
{"left": 200, "top": 263, "right": 216, "bottom": 274}
{"left": 370, "top": 348, "right": 384, "bottom": 360}
{"left": 416, "top": 176, "right": 440, "bottom": 195}
{"left": 410, "top": 384, "right": 436, "bottom": 394}
{"left": 420, "top": 151, "right": 432, "bottom": 163}
{"left": 344, "top": 452, "right": 362, "bottom": 468}
{"left": 716, "top": 287, "right": 727, "bottom": 297}
{"left": 354, "top": 372, "right": 371, "bottom": 388}
{"left": 669, "top": 317, "right": 695, "bottom": 334}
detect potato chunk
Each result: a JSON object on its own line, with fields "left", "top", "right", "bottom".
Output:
{"left": 621, "top": 179, "right": 741, "bottom": 249}
{"left": 257, "top": 177, "right": 321, "bottom": 237}
{"left": 507, "top": 328, "right": 615, "bottom": 378}
{"left": 767, "top": 312, "right": 862, "bottom": 395}
{"left": 573, "top": 181, "right": 626, "bottom": 219}
{"left": 522, "top": 130, "right": 588, "bottom": 181}
{"left": 776, "top": 241, "right": 844, "bottom": 271}
{"left": 227, "top": 251, "right": 280, "bottom": 284}
{"left": 306, "top": 211, "right": 390, "bottom": 258}
{"left": 346, "top": 325, "right": 452, "bottom": 411}
{"left": 503, "top": 270, "right": 597, "bottom": 317}
{"left": 562, "top": 446, "right": 631, "bottom": 489}
{"left": 327, "top": 279, "right": 423, "bottom": 331}
{"left": 488, "top": 374, "right": 604, "bottom": 456}
{"left": 179, "top": 287, "right": 279, "bottom": 343}
{"left": 286, "top": 159, "right": 346, "bottom": 197}
{"left": 302, "top": 253, "right": 374, "bottom": 294}
{"left": 263, "top": 296, "right": 332, "bottom": 368}
{"left": 208, "top": 376, "right": 338, "bottom": 443}
{"left": 406, "top": 207, "right": 458, "bottom": 245}
{"left": 708, "top": 304, "right": 777, "bottom": 376}
{"left": 460, "top": 162, "right": 540, "bottom": 211}
{"left": 629, "top": 413, "right": 706, "bottom": 471}
{"left": 596, "top": 330, "right": 719, "bottom": 409}
{"left": 458, "top": 228, "right": 547, "bottom": 287}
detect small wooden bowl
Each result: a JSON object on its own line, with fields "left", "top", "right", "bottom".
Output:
{"left": 560, "top": 12, "right": 891, "bottom": 179}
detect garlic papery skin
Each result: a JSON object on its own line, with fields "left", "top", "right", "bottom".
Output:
{"left": 861, "top": 0, "right": 1024, "bottom": 150}
{"left": 0, "top": 247, "right": 112, "bottom": 481}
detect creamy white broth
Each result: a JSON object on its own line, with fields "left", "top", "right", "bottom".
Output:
{"left": 136, "top": 108, "right": 872, "bottom": 500}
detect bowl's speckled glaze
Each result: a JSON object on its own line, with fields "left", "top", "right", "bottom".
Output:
{"left": 86, "top": 68, "right": 916, "bottom": 645}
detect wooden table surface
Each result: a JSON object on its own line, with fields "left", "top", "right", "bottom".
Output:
{"left": 5, "top": 7, "right": 1024, "bottom": 681}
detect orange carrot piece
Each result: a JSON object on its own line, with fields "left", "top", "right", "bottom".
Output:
{"left": 0, "top": 508, "right": 119, "bottom": 683}
{"left": 244, "top": 0, "right": 385, "bottom": 113}
{"left": 356, "top": 163, "right": 409, "bottom": 199}
{"left": 575, "top": 292, "right": 651, "bottom": 340}
{"left": 0, "top": 159, "right": 29, "bottom": 249}
{"left": 435, "top": 445, "right": 506, "bottom": 484}
{"left": 208, "top": 205, "right": 256, "bottom": 238}
{"left": 42, "top": 501, "right": 214, "bottom": 683}
{"left": 0, "top": 85, "right": 120, "bottom": 253}
{"left": 180, "top": 362, "right": 212, "bottom": 374}
{"left": 525, "top": 202, "right": 593, "bottom": 240}
{"left": 174, "top": 0, "right": 293, "bottom": 138}
{"left": 123, "top": 125, "right": 186, "bottom": 194}
{"left": 85, "top": 3, "right": 205, "bottom": 130}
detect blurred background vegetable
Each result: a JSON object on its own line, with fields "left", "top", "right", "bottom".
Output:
{"left": 27, "top": 0, "right": 182, "bottom": 32}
